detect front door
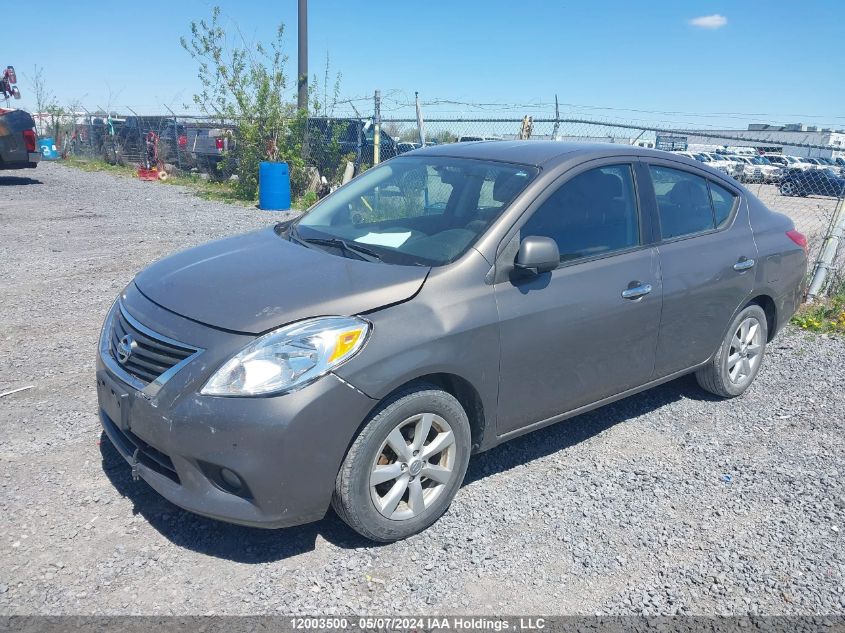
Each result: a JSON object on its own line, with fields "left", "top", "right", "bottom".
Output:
{"left": 494, "top": 162, "right": 662, "bottom": 436}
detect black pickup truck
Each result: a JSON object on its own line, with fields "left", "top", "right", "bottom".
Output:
{"left": 0, "top": 108, "right": 39, "bottom": 170}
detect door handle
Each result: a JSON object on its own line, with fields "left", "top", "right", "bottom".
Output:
{"left": 621, "top": 282, "right": 653, "bottom": 300}
{"left": 733, "top": 257, "right": 755, "bottom": 272}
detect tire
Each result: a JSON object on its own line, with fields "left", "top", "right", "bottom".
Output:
{"left": 332, "top": 384, "right": 471, "bottom": 542}
{"left": 696, "top": 304, "right": 768, "bottom": 398}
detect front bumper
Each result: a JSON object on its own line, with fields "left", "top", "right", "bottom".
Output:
{"left": 96, "top": 288, "right": 377, "bottom": 529}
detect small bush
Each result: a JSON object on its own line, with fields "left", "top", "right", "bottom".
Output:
{"left": 792, "top": 284, "right": 845, "bottom": 333}
{"left": 182, "top": 7, "right": 309, "bottom": 202}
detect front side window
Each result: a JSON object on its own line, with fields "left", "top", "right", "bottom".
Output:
{"left": 295, "top": 157, "right": 537, "bottom": 266}
{"left": 521, "top": 165, "right": 640, "bottom": 263}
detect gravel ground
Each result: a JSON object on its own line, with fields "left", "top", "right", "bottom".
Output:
{"left": 0, "top": 162, "right": 843, "bottom": 616}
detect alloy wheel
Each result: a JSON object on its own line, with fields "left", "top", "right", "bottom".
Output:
{"left": 727, "top": 317, "right": 764, "bottom": 384}
{"left": 370, "top": 412, "right": 457, "bottom": 520}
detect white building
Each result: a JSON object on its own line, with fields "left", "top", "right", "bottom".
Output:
{"left": 683, "top": 123, "right": 844, "bottom": 159}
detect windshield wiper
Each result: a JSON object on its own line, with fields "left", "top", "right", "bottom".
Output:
{"left": 307, "top": 237, "right": 383, "bottom": 262}
{"left": 288, "top": 227, "right": 382, "bottom": 263}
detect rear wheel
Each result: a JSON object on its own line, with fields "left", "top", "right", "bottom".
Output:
{"left": 696, "top": 304, "right": 768, "bottom": 398}
{"left": 332, "top": 384, "right": 471, "bottom": 542}
{"left": 780, "top": 180, "right": 798, "bottom": 196}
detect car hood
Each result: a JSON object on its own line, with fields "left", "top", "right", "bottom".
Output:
{"left": 134, "top": 227, "right": 429, "bottom": 334}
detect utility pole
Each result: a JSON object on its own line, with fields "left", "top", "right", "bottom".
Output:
{"left": 373, "top": 89, "right": 381, "bottom": 165}
{"left": 297, "top": 0, "right": 308, "bottom": 111}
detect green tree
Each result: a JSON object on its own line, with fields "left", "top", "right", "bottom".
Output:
{"left": 433, "top": 129, "right": 457, "bottom": 144}
{"left": 182, "top": 7, "right": 305, "bottom": 199}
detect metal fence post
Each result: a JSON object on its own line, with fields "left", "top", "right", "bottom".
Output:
{"left": 373, "top": 90, "right": 381, "bottom": 165}
{"left": 807, "top": 195, "right": 845, "bottom": 300}
{"left": 165, "top": 105, "right": 182, "bottom": 172}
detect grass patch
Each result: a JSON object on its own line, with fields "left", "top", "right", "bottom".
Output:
{"left": 157, "top": 171, "right": 252, "bottom": 205}
{"left": 792, "top": 282, "right": 845, "bottom": 333}
{"left": 60, "top": 157, "right": 310, "bottom": 209}
{"left": 59, "top": 157, "right": 272, "bottom": 207}
{"left": 63, "top": 156, "right": 136, "bottom": 178}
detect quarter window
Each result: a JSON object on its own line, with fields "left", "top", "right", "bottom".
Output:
{"left": 708, "top": 181, "right": 737, "bottom": 227}
{"left": 521, "top": 165, "right": 640, "bottom": 263}
{"left": 649, "top": 166, "right": 715, "bottom": 239}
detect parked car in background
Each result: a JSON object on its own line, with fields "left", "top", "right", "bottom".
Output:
{"left": 803, "top": 158, "right": 827, "bottom": 171}
{"left": 763, "top": 154, "right": 806, "bottom": 172}
{"left": 457, "top": 136, "right": 502, "bottom": 142}
{"left": 787, "top": 156, "right": 816, "bottom": 171}
{"left": 0, "top": 108, "right": 39, "bottom": 170}
{"left": 730, "top": 156, "right": 782, "bottom": 184}
{"left": 779, "top": 167, "right": 845, "bottom": 198}
{"left": 813, "top": 157, "right": 839, "bottom": 172}
{"left": 116, "top": 116, "right": 191, "bottom": 168}
{"left": 186, "top": 125, "right": 235, "bottom": 180}
{"left": 307, "top": 117, "right": 400, "bottom": 168}
{"left": 397, "top": 142, "right": 421, "bottom": 154}
{"left": 97, "top": 142, "right": 808, "bottom": 541}
{"left": 700, "top": 153, "right": 744, "bottom": 179}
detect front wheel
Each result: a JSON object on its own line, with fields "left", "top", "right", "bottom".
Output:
{"left": 332, "top": 384, "right": 471, "bottom": 542}
{"left": 696, "top": 304, "right": 768, "bottom": 398}
{"left": 780, "top": 181, "right": 798, "bottom": 196}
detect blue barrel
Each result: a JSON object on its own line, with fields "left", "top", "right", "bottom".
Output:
{"left": 259, "top": 161, "right": 291, "bottom": 210}
{"left": 38, "top": 137, "right": 59, "bottom": 160}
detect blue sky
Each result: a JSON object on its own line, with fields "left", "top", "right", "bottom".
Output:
{"left": 3, "top": 0, "right": 844, "bottom": 128}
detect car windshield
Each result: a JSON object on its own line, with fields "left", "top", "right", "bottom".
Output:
{"left": 750, "top": 156, "right": 770, "bottom": 165}
{"left": 293, "top": 156, "right": 538, "bottom": 266}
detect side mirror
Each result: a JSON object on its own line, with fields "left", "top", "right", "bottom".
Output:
{"left": 514, "top": 236, "right": 560, "bottom": 276}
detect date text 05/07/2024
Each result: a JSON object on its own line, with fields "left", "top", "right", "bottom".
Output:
{"left": 290, "top": 617, "right": 547, "bottom": 631}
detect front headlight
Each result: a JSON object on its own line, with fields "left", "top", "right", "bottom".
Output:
{"left": 201, "top": 316, "right": 370, "bottom": 397}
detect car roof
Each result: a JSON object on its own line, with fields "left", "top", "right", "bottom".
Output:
{"left": 408, "top": 140, "right": 688, "bottom": 168}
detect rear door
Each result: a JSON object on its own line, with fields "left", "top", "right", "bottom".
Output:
{"left": 494, "top": 160, "right": 662, "bottom": 436}
{"left": 643, "top": 160, "right": 757, "bottom": 377}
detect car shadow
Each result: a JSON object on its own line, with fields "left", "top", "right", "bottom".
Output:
{"left": 99, "top": 373, "right": 713, "bottom": 562}
{"left": 464, "top": 373, "right": 713, "bottom": 485}
{"left": 0, "top": 175, "right": 42, "bottom": 186}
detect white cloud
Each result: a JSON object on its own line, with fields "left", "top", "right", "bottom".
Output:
{"left": 689, "top": 14, "right": 728, "bottom": 29}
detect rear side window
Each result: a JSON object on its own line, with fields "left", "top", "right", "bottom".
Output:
{"left": 522, "top": 164, "right": 640, "bottom": 263}
{"left": 709, "top": 181, "right": 737, "bottom": 227}
{"left": 649, "top": 166, "right": 715, "bottom": 239}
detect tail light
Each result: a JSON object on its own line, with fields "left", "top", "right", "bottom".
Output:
{"left": 215, "top": 137, "right": 224, "bottom": 151}
{"left": 786, "top": 229, "right": 808, "bottom": 253}
{"left": 22, "top": 128, "right": 36, "bottom": 153}
{"left": 178, "top": 134, "right": 187, "bottom": 147}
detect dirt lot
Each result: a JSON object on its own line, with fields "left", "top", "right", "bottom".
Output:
{"left": 1, "top": 163, "right": 843, "bottom": 616}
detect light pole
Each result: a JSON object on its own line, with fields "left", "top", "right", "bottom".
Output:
{"left": 297, "top": 0, "right": 308, "bottom": 111}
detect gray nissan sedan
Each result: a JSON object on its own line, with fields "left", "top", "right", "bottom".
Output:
{"left": 97, "top": 142, "right": 808, "bottom": 541}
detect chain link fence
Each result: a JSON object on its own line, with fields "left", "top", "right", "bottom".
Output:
{"left": 55, "top": 108, "right": 845, "bottom": 298}
{"left": 380, "top": 117, "right": 845, "bottom": 298}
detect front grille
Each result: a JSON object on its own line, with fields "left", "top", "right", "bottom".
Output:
{"left": 101, "top": 411, "right": 180, "bottom": 484}
{"left": 110, "top": 304, "right": 197, "bottom": 386}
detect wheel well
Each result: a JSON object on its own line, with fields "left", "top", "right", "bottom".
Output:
{"left": 746, "top": 294, "right": 777, "bottom": 342}
{"left": 394, "top": 373, "right": 486, "bottom": 452}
